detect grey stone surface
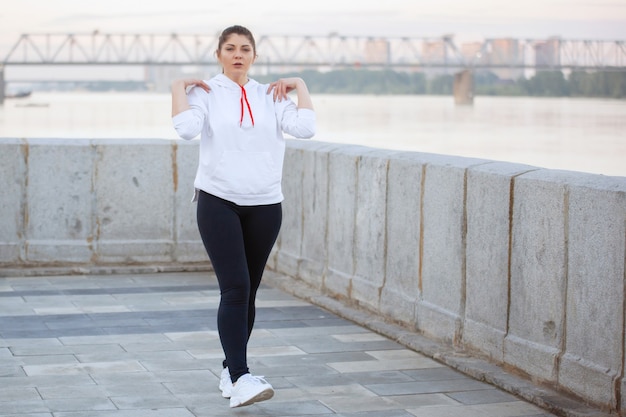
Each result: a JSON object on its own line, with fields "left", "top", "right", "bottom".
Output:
{"left": 173, "top": 141, "right": 205, "bottom": 263}
{"left": 506, "top": 170, "right": 568, "bottom": 382}
{"left": 25, "top": 139, "right": 94, "bottom": 264}
{"left": 299, "top": 142, "right": 340, "bottom": 288}
{"left": 324, "top": 146, "right": 364, "bottom": 298}
{"left": 94, "top": 140, "right": 175, "bottom": 264}
{"left": 353, "top": 149, "right": 397, "bottom": 311}
{"left": 417, "top": 155, "right": 487, "bottom": 342}
{"left": 0, "top": 139, "right": 26, "bottom": 264}
{"left": 380, "top": 153, "right": 424, "bottom": 326}
{"left": 275, "top": 144, "right": 305, "bottom": 277}
{"left": 559, "top": 174, "right": 626, "bottom": 409}
{"left": 464, "top": 162, "right": 537, "bottom": 361}
{"left": 0, "top": 271, "right": 572, "bottom": 417}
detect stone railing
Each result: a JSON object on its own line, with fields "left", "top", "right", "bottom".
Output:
{"left": 1, "top": 138, "right": 206, "bottom": 267}
{"left": 1, "top": 138, "right": 624, "bottom": 414}
{"left": 271, "top": 140, "right": 625, "bottom": 414}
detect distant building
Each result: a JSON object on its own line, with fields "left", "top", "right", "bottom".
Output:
{"left": 145, "top": 65, "right": 217, "bottom": 92}
{"left": 487, "top": 38, "right": 524, "bottom": 81}
{"left": 364, "top": 39, "right": 390, "bottom": 66}
{"left": 535, "top": 37, "right": 561, "bottom": 69}
{"left": 422, "top": 40, "right": 446, "bottom": 64}
{"left": 422, "top": 39, "right": 449, "bottom": 76}
{"left": 460, "top": 42, "right": 484, "bottom": 65}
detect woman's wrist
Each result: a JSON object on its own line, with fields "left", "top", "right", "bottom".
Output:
{"left": 171, "top": 79, "right": 185, "bottom": 90}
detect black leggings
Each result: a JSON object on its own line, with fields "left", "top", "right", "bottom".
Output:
{"left": 196, "top": 191, "right": 282, "bottom": 383}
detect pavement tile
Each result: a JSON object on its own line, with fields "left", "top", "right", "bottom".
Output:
{"left": 0, "top": 386, "right": 41, "bottom": 401}
{"left": 0, "top": 365, "right": 25, "bottom": 378}
{"left": 0, "top": 272, "right": 571, "bottom": 417}
{"left": 386, "top": 393, "right": 460, "bottom": 408}
{"left": 37, "top": 384, "right": 106, "bottom": 399}
{"left": 40, "top": 398, "right": 116, "bottom": 413}
{"left": 405, "top": 400, "right": 547, "bottom": 417}
{"left": 365, "top": 379, "right": 493, "bottom": 396}
{"left": 327, "top": 357, "right": 443, "bottom": 373}
{"left": 257, "top": 399, "right": 336, "bottom": 415}
{"left": 0, "top": 399, "right": 51, "bottom": 414}
{"left": 446, "top": 388, "right": 520, "bottom": 405}
{"left": 14, "top": 354, "right": 79, "bottom": 367}
{"left": 336, "top": 412, "right": 415, "bottom": 417}
{"left": 0, "top": 348, "right": 12, "bottom": 359}
{"left": 303, "top": 383, "right": 379, "bottom": 397}
{"left": 321, "top": 395, "right": 402, "bottom": 413}
{"left": 0, "top": 374, "right": 96, "bottom": 390}
{"left": 342, "top": 371, "right": 417, "bottom": 385}
{"left": 401, "top": 367, "right": 472, "bottom": 381}
{"left": 23, "top": 360, "right": 146, "bottom": 376}
{"left": 55, "top": 410, "right": 196, "bottom": 417}
{"left": 110, "top": 395, "right": 185, "bottom": 410}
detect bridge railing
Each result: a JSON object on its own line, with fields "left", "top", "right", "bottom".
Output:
{"left": 3, "top": 32, "right": 625, "bottom": 70}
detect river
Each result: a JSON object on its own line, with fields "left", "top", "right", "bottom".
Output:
{"left": 0, "top": 92, "right": 624, "bottom": 177}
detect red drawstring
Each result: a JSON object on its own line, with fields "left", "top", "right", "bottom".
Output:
{"left": 239, "top": 84, "right": 254, "bottom": 127}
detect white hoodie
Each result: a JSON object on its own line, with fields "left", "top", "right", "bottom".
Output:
{"left": 172, "top": 73, "right": 316, "bottom": 206}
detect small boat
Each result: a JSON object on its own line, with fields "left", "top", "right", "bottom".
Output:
{"left": 6, "top": 90, "right": 32, "bottom": 99}
{"left": 15, "top": 102, "right": 49, "bottom": 108}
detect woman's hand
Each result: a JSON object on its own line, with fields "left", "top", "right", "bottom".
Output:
{"left": 267, "top": 77, "right": 314, "bottom": 110}
{"left": 172, "top": 78, "right": 210, "bottom": 94}
{"left": 171, "top": 78, "right": 210, "bottom": 117}
{"left": 267, "top": 77, "right": 303, "bottom": 102}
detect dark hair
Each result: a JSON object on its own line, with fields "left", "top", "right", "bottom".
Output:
{"left": 217, "top": 25, "right": 256, "bottom": 56}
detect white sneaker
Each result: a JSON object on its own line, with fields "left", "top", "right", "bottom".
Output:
{"left": 229, "top": 373, "right": 274, "bottom": 408}
{"left": 219, "top": 367, "right": 232, "bottom": 398}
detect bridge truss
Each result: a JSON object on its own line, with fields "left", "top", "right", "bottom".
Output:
{"left": 2, "top": 32, "right": 626, "bottom": 71}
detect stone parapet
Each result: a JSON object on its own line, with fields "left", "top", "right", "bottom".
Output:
{"left": 1, "top": 137, "right": 624, "bottom": 413}
{"left": 274, "top": 140, "right": 625, "bottom": 414}
{"left": 0, "top": 138, "right": 206, "bottom": 267}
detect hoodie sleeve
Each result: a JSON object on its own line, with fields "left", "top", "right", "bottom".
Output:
{"left": 277, "top": 99, "right": 316, "bottom": 139}
{"left": 172, "top": 86, "right": 209, "bottom": 140}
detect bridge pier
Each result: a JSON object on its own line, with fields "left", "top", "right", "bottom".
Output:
{"left": 453, "top": 69, "right": 474, "bottom": 105}
{"left": 0, "top": 66, "right": 5, "bottom": 105}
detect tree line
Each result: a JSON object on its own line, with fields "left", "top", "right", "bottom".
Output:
{"left": 255, "top": 69, "right": 626, "bottom": 99}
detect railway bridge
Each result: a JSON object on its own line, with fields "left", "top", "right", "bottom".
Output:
{"left": 1, "top": 32, "right": 625, "bottom": 103}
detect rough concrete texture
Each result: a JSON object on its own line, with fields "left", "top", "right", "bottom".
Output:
{"left": 464, "top": 162, "right": 538, "bottom": 362}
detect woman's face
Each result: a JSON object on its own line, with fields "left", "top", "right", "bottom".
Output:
{"left": 217, "top": 33, "right": 256, "bottom": 82}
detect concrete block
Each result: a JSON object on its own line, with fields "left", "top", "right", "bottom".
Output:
{"left": 25, "top": 139, "right": 95, "bottom": 264}
{"left": 93, "top": 140, "right": 174, "bottom": 263}
{"left": 464, "top": 162, "right": 537, "bottom": 361}
{"left": 173, "top": 140, "right": 205, "bottom": 263}
{"left": 298, "top": 142, "right": 341, "bottom": 289}
{"left": 505, "top": 169, "right": 568, "bottom": 382}
{"left": 325, "top": 145, "right": 367, "bottom": 298}
{"left": 275, "top": 145, "right": 305, "bottom": 277}
{"left": 559, "top": 174, "right": 626, "bottom": 409}
{"left": 417, "top": 155, "right": 486, "bottom": 343}
{"left": 352, "top": 149, "right": 397, "bottom": 312}
{"left": 0, "top": 139, "right": 26, "bottom": 263}
{"left": 380, "top": 153, "right": 424, "bottom": 327}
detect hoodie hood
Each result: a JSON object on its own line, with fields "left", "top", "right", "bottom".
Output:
{"left": 213, "top": 74, "right": 258, "bottom": 127}
{"left": 213, "top": 73, "right": 259, "bottom": 90}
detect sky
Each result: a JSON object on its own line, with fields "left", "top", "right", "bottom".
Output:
{"left": 2, "top": 0, "right": 626, "bottom": 57}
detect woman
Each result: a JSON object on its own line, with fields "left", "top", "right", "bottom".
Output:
{"left": 171, "top": 25, "right": 315, "bottom": 408}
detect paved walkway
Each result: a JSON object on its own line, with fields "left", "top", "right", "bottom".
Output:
{"left": 0, "top": 270, "right": 591, "bottom": 417}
